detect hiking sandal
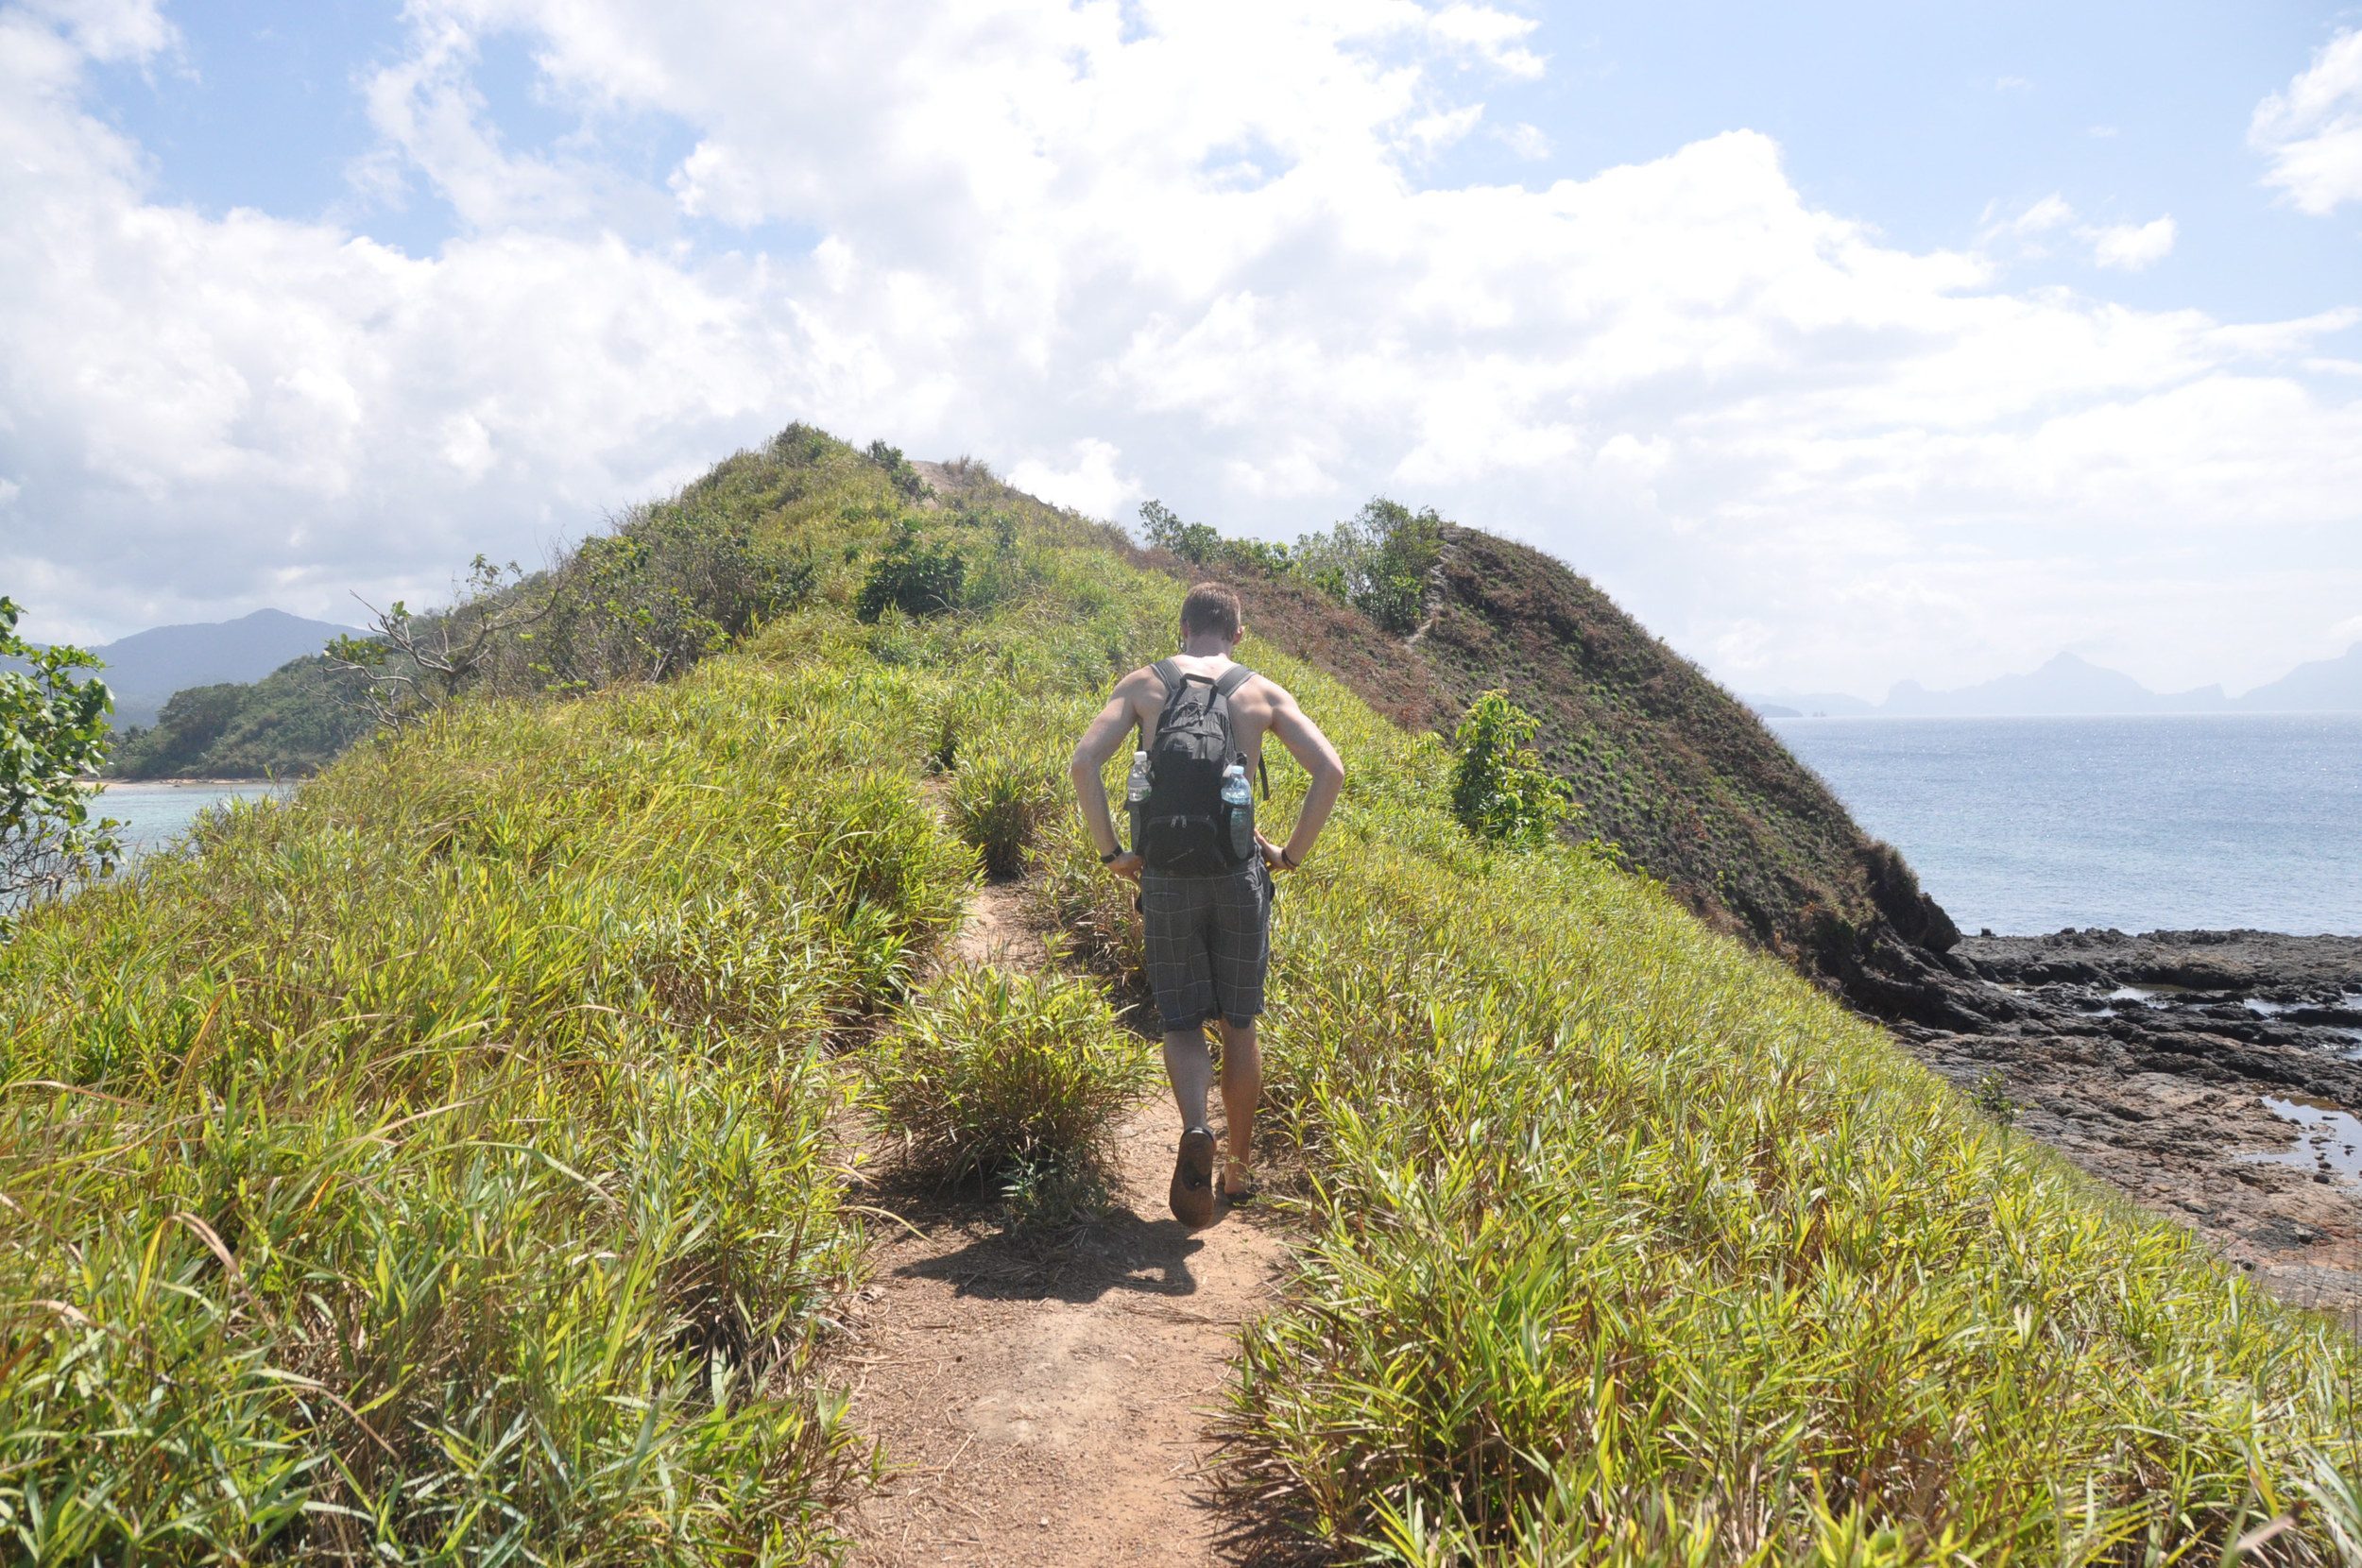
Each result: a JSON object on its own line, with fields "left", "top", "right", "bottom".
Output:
{"left": 1170, "top": 1127, "right": 1217, "bottom": 1228}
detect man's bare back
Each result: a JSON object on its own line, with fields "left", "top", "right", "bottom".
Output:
{"left": 1108, "top": 654, "right": 1296, "bottom": 781}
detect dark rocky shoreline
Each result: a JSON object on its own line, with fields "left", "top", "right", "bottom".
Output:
{"left": 1888, "top": 928, "right": 2362, "bottom": 1313}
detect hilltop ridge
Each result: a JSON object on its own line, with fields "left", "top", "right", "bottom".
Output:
{"left": 1054, "top": 484, "right": 1971, "bottom": 1023}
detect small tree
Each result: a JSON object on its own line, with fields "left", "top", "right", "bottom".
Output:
{"left": 1449, "top": 690, "right": 1575, "bottom": 850}
{"left": 1293, "top": 498, "right": 1442, "bottom": 633}
{"left": 864, "top": 440, "right": 933, "bottom": 502}
{"left": 327, "top": 555, "right": 560, "bottom": 725}
{"left": 1137, "top": 500, "right": 1222, "bottom": 565}
{"left": 1, "top": 596, "right": 120, "bottom": 912}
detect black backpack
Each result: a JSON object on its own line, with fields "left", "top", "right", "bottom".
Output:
{"left": 1138, "top": 658, "right": 1260, "bottom": 875}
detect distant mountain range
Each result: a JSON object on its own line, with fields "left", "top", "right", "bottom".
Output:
{"left": 62, "top": 609, "right": 363, "bottom": 728}
{"left": 1750, "top": 644, "right": 2362, "bottom": 719}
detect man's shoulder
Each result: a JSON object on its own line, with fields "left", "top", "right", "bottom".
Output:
{"left": 1238, "top": 667, "right": 1292, "bottom": 707}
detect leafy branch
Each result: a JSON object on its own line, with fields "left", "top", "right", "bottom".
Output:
{"left": 1, "top": 594, "right": 120, "bottom": 913}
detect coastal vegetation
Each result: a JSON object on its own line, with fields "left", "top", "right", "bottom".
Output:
{"left": 4, "top": 429, "right": 2357, "bottom": 1560}
{"left": 0, "top": 595, "right": 117, "bottom": 905}
{"left": 107, "top": 656, "right": 373, "bottom": 780}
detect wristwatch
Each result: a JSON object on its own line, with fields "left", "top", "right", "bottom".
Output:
{"left": 1100, "top": 849, "right": 1122, "bottom": 863}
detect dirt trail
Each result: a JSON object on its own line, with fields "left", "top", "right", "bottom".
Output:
{"left": 841, "top": 880, "right": 1292, "bottom": 1566}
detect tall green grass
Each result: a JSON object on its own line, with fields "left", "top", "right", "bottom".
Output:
{"left": 864, "top": 963, "right": 1150, "bottom": 1185}
{"left": 0, "top": 664, "right": 973, "bottom": 1562}
{"left": 6, "top": 432, "right": 2355, "bottom": 1563}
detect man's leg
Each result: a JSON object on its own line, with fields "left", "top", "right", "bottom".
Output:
{"left": 1163, "top": 1025, "right": 1212, "bottom": 1131}
{"left": 1162, "top": 1023, "right": 1219, "bottom": 1227}
{"left": 1216, "top": 1018, "right": 1259, "bottom": 1195}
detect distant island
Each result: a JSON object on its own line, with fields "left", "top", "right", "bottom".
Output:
{"left": 1751, "top": 644, "right": 2362, "bottom": 718}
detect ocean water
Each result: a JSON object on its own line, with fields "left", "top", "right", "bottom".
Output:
{"left": 1769, "top": 714, "right": 2362, "bottom": 936}
{"left": 90, "top": 781, "right": 282, "bottom": 862}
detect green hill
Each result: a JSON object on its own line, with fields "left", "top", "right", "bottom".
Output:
{"left": 1117, "top": 507, "right": 1971, "bottom": 1024}
{"left": 108, "top": 654, "right": 376, "bottom": 778}
{"left": 3, "top": 429, "right": 2353, "bottom": 1562}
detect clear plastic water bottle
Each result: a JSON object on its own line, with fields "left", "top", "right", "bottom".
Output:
{"left": 1125, "top": 750, "right": 1152, "bottom": 856}
{"left": 1221, "top": 761, "right": 1254, "bottom": 861}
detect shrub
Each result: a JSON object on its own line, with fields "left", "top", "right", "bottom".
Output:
{"left": 1292, "top": 498, "right": 1443, "bottom": 633}
{"left": 865, "top": 965, "right": 1148, "bottom": 1185}
{"left": 1, "top": 595, "right": 118, "bottom": 909}
{"left": 863, "top": 440, "right": 931, "bottom": 502}
{"left": 856, "top": 520, "right": 967, "bottom": 622}
{"left": 1449, "top": 690, "right": 1577, "bottom": 848}
{"left": 1138, "top": 499, "right": 1223, "bottom": 564}
{"left": 1971, "top": 1068, "right": 2019, "bottom": 1126}
{"left": 947, "top": 749, "right": 1061, "bottom": 878}
{"left": 1137, "top": 496, "right": 1441, "bottom": 634}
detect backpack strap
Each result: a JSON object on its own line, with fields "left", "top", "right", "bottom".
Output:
{"left": 1151, "top": 656, "right": 1182, "bottom": 696}
{"left": 1210, "top": 666, "right": 1266, "bottom": 793}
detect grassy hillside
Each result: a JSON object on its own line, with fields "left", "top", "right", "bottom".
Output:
{"left": 1417, "top": 527, "right": 1969, "bottom": 1014}
{"left": 5, "top": 431, "right": 2356, "bottom": 1562}
{"left": 1125, "top": 512, "right": 1974, "bottom": 1022}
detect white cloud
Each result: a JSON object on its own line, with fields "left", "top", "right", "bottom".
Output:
{"left": 1994, "top": 75, "right": 2032, "bottom": 94}
{"left": 1423, "top": 3, "right": 1545, "bottom": 78}
{"left": 2085, "top": 214, "right": 2175, "bottom": 270}
{"left": 2251, "top": 26, "right": 2362, "bottom": 213}
{"left": 0, "top": 0, "right": 2357, "bottom": 697}
{"left": 1980, "top": 194, "right": 2072, "bottom": 259}
{"left": 2011, "top": 194, "right": 2074, "bottom": 232}
{"left": 1005, "top": 439, "right": 1139, "bottom": 520}
{"left": 1496, "top": 120, "right": 1550, "bottom": 160}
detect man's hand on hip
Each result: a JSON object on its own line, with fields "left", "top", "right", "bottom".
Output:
{"left": 1106, "top": 851, "right": 1144, "bottom": 880}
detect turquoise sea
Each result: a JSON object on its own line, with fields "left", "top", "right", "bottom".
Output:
{"left": 91, "top": 780, "right": 282, "bottom": 862}
{"left": 1771, "top": 713, "right": 2362, "bottom": 937}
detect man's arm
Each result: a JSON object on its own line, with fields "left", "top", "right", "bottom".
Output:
{"left": 1070, "top": 672, "right": 1149, "bottom": 874}
{"left": 1260, "top": 682, "right": 1344, "bottom": 869}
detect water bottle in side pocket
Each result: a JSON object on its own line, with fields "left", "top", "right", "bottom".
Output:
{"left": 1221, "top": 760, "right": 1254, "bottom": 862}
{"left": 1125, "top": 749, "right": 1152, "bottom": 857}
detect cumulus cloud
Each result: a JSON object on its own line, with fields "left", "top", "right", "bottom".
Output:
{"left": 1, "top": 0, "right": 2357, "bottom": 695}
{"left": 2085, "top": 214, "right": 2175, "bottom": 270}
{"left": 1006, "top": 438, "right": 1140, "bottom": 519}
{"left": 2252, "top": 26, "right": 2362, "bottom": 213}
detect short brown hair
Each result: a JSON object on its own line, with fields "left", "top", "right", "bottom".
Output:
{"left": 1179, "top": 582, "right": 1242, "bottom": 640}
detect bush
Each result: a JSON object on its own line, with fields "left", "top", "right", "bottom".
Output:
{"left": 865, "top": 965, "right": 1148, "bottom": 1184}
{"left": 1449, "top": 690, "right": 1577, "bottom": 849}
{"left": 856, "top": 520, "right": 967, "bottom": 622}
{"left": 1292, "top": 498, "right": 1443, "bottom": 633}
{"left": 1, "top": 595, "right": 118, "bottom": 908}
{"left": 947, "top": 749, "right": 1060, "bottom": 878}
{"left": 1138, "top": 499, "right": 1223, "bottom": 564}
{"left": 863, "top": 440, "right": 931, "bottom": 502}
{"left": 1136, "top": 496, "right": 1442, "bottom": 634}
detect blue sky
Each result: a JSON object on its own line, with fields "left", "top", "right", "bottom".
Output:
{"left": 5, "top": 0, "right": 2359, "bottom": 698}
{"left": 95, "top": 2, "right": 2362, "bottom": 315}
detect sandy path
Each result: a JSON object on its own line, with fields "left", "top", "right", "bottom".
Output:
{"left": 840, "top": 879, "right": 1292, "bottom": 1566}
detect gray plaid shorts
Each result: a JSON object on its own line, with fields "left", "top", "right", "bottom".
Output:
{"left": 1140, "top": 863, "right": 1271, "bottom": 1031}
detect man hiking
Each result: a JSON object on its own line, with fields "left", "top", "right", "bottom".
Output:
{"left": 1069, "top": 582, "right": 1345, "bottom": 1229}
